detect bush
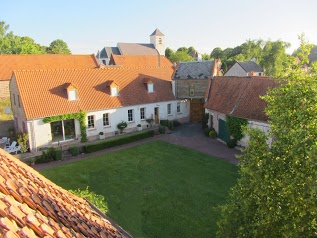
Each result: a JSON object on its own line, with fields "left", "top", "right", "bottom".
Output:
{"left": 69, "top": 146, "right": 79, "bottom": 156}
{"left": 227, "top": 138, "right": 237, "bottom": 148}
{"left": 160, "top": 120, "right": 169, "bottom": 127}
{"left": 159, "top": 125, "right": 166, "bottom": 134}
{"left": 36, "top": 147, "right": 62, "bottom": 163}
{"left": 83, "top": 130, "right": 155, "bottom": 153}
{"left": 117, "top": 121, "right": 128, "bottom": 133}
{"left": 204, "top": 127, "right": 212, "bottom": 137}
{"left": 173, "top": 120, "right": 181, "bottom": 127}
{"left": 209, "top": 130, "right": 217, "bottom": 138}
{"left": 167, "top": 120, "right": 174, "bottom": 130}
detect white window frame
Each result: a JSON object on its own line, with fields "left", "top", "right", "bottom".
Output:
{"left": 128, "top": 109, "right": 134, "bottom": 122}
{"left": 68, "top": 90, "right": 77, "bottom": 101}
{"left": 87, "top": 115, "right": 95, "bottom": 129}
{"left": 140, "top": 107, "right": 146, "bottom": 120}
{"left": 111, "top": 85, "right": 119, "bottom": 96}
{"left": 103, "top": 113, "right": 110, "bottom": 127}
{"left": 148, "top": 83, "right": 154, "bottom": 93}
{"left": 177, "top": 102, "right": 181, "bottom": 113}
{"left": 167, "top": 103, "right": 172, "bottom": 115}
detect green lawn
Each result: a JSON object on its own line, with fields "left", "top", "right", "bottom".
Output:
{"left": 41, "top": 141, "right": 238, "bottom": 237}
{"left": 0, "top": 98, "right": 13, "bottom": 121}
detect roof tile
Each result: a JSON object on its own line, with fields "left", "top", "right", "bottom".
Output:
{"left": 110, "top": 55, "right": 172, "bottom": 68}
{"left": 0, "top": 149, "right": 126, "bottom": 237}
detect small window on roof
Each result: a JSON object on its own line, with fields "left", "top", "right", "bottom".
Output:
{"left": 148, "top": 82, "right": 154, "bottom": 93}
{"left": 111, "top": 84, "right": 119, "bottom": 96}
{"left": 66, "top": 84, "right": 78, "bottom": 101}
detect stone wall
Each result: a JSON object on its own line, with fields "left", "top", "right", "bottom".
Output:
{"left": 0, "top": 120, "right": 14, "bottom": 137}
{"left": 0, "top": 81, "right": 10, "bottom": 98}
{"left": 174, "top": 79, "right": 208, "bottom": 99}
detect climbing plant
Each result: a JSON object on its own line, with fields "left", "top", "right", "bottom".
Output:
{"left": 226, "top": 115, "right": 248, "bottom": 141}
{"left": 43, "top": 111, "right": 87, "bottom": 142}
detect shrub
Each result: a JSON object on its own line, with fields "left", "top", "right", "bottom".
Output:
{"left": 227, "top": 138, "right": 237, "bottom": 148}
{"left": 117, "top": 121, "right": 128, "bottom": 133}
{"left": 69, "top": 146, "right": 79, "bottom": 156}
{"left": 167, "top": 120, "right": 174, "bottom": 130}
{"left": 99, "top": 131, "right": 104, "bottom": 135}
{"left": 160, "top": 120, "right": 169, "bottom": 127}
{"left": 159, "top": 125, "right": 166, "bottom": 134}
{"left": 17, "top": 132, "right": 29, "bottom": 153}
{"left": 146, "top": 118, "right": 154, "bottom": 127}
{"left": 209, "top": 130, "right": 217, "bottom": 138}
{"left": 83, "top": 130, "right": 155, "bottom": 153}
{"left": 173, "top": 120, "right": 181, "bottom": 127}
{"left": 36, "top": 147, "right": 62, "bottom": 163}
{"left": 204, "top": 127, "right": 212, "bottom": 137}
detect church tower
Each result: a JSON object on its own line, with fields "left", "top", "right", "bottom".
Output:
{"left": 150, "top": 28, "right": 165, "bottom": 55}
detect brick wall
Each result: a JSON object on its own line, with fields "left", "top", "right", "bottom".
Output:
{"left": 174, "top": 79, "right": 208, "bottom": 99}
{"left": 0, "top": 81, "right": 10, "bottom": 98}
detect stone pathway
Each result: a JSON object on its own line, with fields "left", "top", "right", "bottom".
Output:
{"left": 32, "top": 123, "right": 241, "bottom": 171}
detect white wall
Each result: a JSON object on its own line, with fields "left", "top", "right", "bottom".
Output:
{"left": 206, "top": 109, "right": 271, "bottom": 147}
{"left": 224, "top": 63, "right": 247, "bottom": 76}
{"left": 28, "top": 100, "right": 190, "bottom": 151}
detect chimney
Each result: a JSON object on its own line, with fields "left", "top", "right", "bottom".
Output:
{"left": 212, "top": 59, "right": 222, "bottom": 77}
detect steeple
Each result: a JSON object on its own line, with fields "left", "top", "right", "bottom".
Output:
{"left": 150, "top": 28, "right": 165, "bottom": 55}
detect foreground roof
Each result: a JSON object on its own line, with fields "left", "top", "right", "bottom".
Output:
{"left": 110, "top": 55, "right": 173, "bottom": 68}
{"left": 204, "top": 76, "right": 278, "bottom": 122}
{"left": 237, "top": 61, "right": 263, "bottom": 73}
{"left": 172, "top": 60, "right": 214, "bottom": 80}
{"left": 0, "top": 54, "right": 99, "bottom": 81}
{"left": 0, "top": 149, "right": 125, "bottom": 237}
{"left": 14, "top": 66, "right": 175, "bottom": 119}
{"left": 117, "top": 43, "right": 158, "bottom": 56}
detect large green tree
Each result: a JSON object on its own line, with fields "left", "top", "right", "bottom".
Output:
{"left": 218, "top": 36, "right": 317, "bottom": 237}
{"left": 47, "top": 39, "right": 71, "bottom": 54}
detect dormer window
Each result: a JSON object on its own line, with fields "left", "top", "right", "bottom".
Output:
{"left": 105, "top": 80, "right": 119, "bottom": 96}
{"left": 66, "top": 83, "right": 78, "bottom": 101}
{"left": 143, "top": 78, "right": 154, "bottom": 93}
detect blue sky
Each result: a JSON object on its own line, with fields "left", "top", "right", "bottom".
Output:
{"left": 2, "top": 0, "right": 316, "bottom": 54}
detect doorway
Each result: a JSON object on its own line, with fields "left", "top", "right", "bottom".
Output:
{"left": 154, "top": 107, "right": 159, "bottom": 124}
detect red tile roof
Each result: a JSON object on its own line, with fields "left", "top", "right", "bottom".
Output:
{"left": 14, "top": 66, "right": 175, "bottom": 120}
{"left": 0, "top": 54, "right": 99, "bottom": 81}
{"left": 0, "top": 149, "right": 125, "bottom": 237}
{"left": 204, "top": 76, "right": 279, "bottom": 122}
{"left": 109, "top": 55, "right": 173, "bottom": 68}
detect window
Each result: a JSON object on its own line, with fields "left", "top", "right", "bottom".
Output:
{"left": 87, "top": 115, "right": 95, "bottom": 129}
{"left": 128, "top": 109, "right": 134, "bottom": 122}
{"left": 18, "top": 95, "right": 21, "bottom": 107}
{"left": 111, "top": 85, "right": 119, "bottom": 96}
{"left": 177, "top": 102, "right": 181, "bottom": 113}
{"left": 167, "top": 103, "right": 172, "bottom": 115}
{"left": 158, "top": 38, "right": 162, "bottom": 44}
{"left": 103, "top": 113, "right": 110, "bottom": 126}
{"left": 68, "top": 90, "right": 77, "bottom": 101}
{"left": 148, "top": 83, "right": 154, "bottom": 93}
{"left": 13, "top": 93, "right": 16, "bottom": 106}
{"left": 50, "top": 119, "right": 75, "bottom": 142}
{"left": 140, "top": 108, "right": 145, "bottom": 120}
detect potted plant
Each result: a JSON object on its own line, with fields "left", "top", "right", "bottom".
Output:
{"left": 146, "top": 118, "right": 154, "bottom": 128}
{"left": 117, "top": 121, "right": 128, "bottom": 134}
{"left": 99, "top": 131, "right": 105, "bottom": 140}
{"left": 30, "top": 157, "right": 36, "bottom": 166}
{"left": 137, "top": 124, "right": 142, "bottom": 131}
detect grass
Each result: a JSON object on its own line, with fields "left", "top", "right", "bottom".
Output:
{"left": 41, "top": 141, "right": 238, "bottom": 237}
{"left": 0, "top": 98, "right": 13, "bottom": 120}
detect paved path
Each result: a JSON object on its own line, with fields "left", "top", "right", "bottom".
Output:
{"left": 33, "top": 123, "right": 240, "bottom": 171}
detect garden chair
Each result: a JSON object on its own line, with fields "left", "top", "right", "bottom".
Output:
{"left": 4, "top": 141, "right": 21, "bottom": 154}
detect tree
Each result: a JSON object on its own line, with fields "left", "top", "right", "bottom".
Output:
{"left": 47, "top": 39, "right": 71, "bottom": 54}
{"left": 260, "top": 40, "right": 290, "bottom": 77}
{"left": 165, "top": 47, "right": 174, "bottom": 59}
{"left": 210, "top": 47, "right": 222, "bottom": 59}
{"left": 169, "top": 50, "right": 194, "bottom": 63}
{"left": 218, "top": 35, "right": 317, "bottom": 237}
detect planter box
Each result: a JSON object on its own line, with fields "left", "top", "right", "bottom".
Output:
{"left": 99, "top": 134, "right": 105, "bottom": 140}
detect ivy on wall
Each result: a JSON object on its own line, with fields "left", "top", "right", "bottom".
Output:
{"left": 226, "top": 115, "right": 248, "bottom": 141}
{"left": 43, "top": 111, "right": 87, "bottom": 142}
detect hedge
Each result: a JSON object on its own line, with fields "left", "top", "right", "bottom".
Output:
{"left": 83, "top": 130, "right": 155, "bottom": 153}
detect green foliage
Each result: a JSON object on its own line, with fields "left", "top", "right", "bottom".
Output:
{"left": 17, "top": 132, "right": 29, "bottom": 153}
{"left": 167, "top": 120, "right": 174, "bottom": 130}
{"left": 48, "top": 39, "right": 71, "bottom": 54}
{"left": 218, "top": 35, "right": 317, "bottom": 237}
{"left": 165, "top": 46, "right": 195, "bottom": 63}
{"left": 116, "top": 121, "right": 128, "bottom": 133}
{"left": 226, "top": 138, "right": 237, "bottom": 148}
{"left": 226, "top": 116, "right": 248, "bottom": 141}
{"left": 0, "top": 98, "right": 13, "bottom": 121}
{"left": 145, "top": 118, "right": 154, "bottom": 127}
{"left": 69, "top": 146, "right": 79, "bottom": 156}
{"left": 172, "top": 119, "right": 181, "bottom": 127}
{"left": 159, "top": 119, "right": 168, "bottom": 127}
{"left": 210, "top": 47, "right": 223, "bottom": 59}
{"left": 37, "top": 147, "right": 62, "bottom": 163}
{"left": 203, "top": 127, "right": 212, "bottom": 137}
{"left": 209, "top": 130, "right": 217, "bottom": 138}
{"left": 83, "top": 130, "right": 154, "bottom": 153}
{"left": 43, "top": 111, "right": 87, "bottom": 142}
{"left": 158, "top": 125, "right": 166, "bottom": 134}
{"left": 69, "top": 187, "right": 108, "bottom": 213}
